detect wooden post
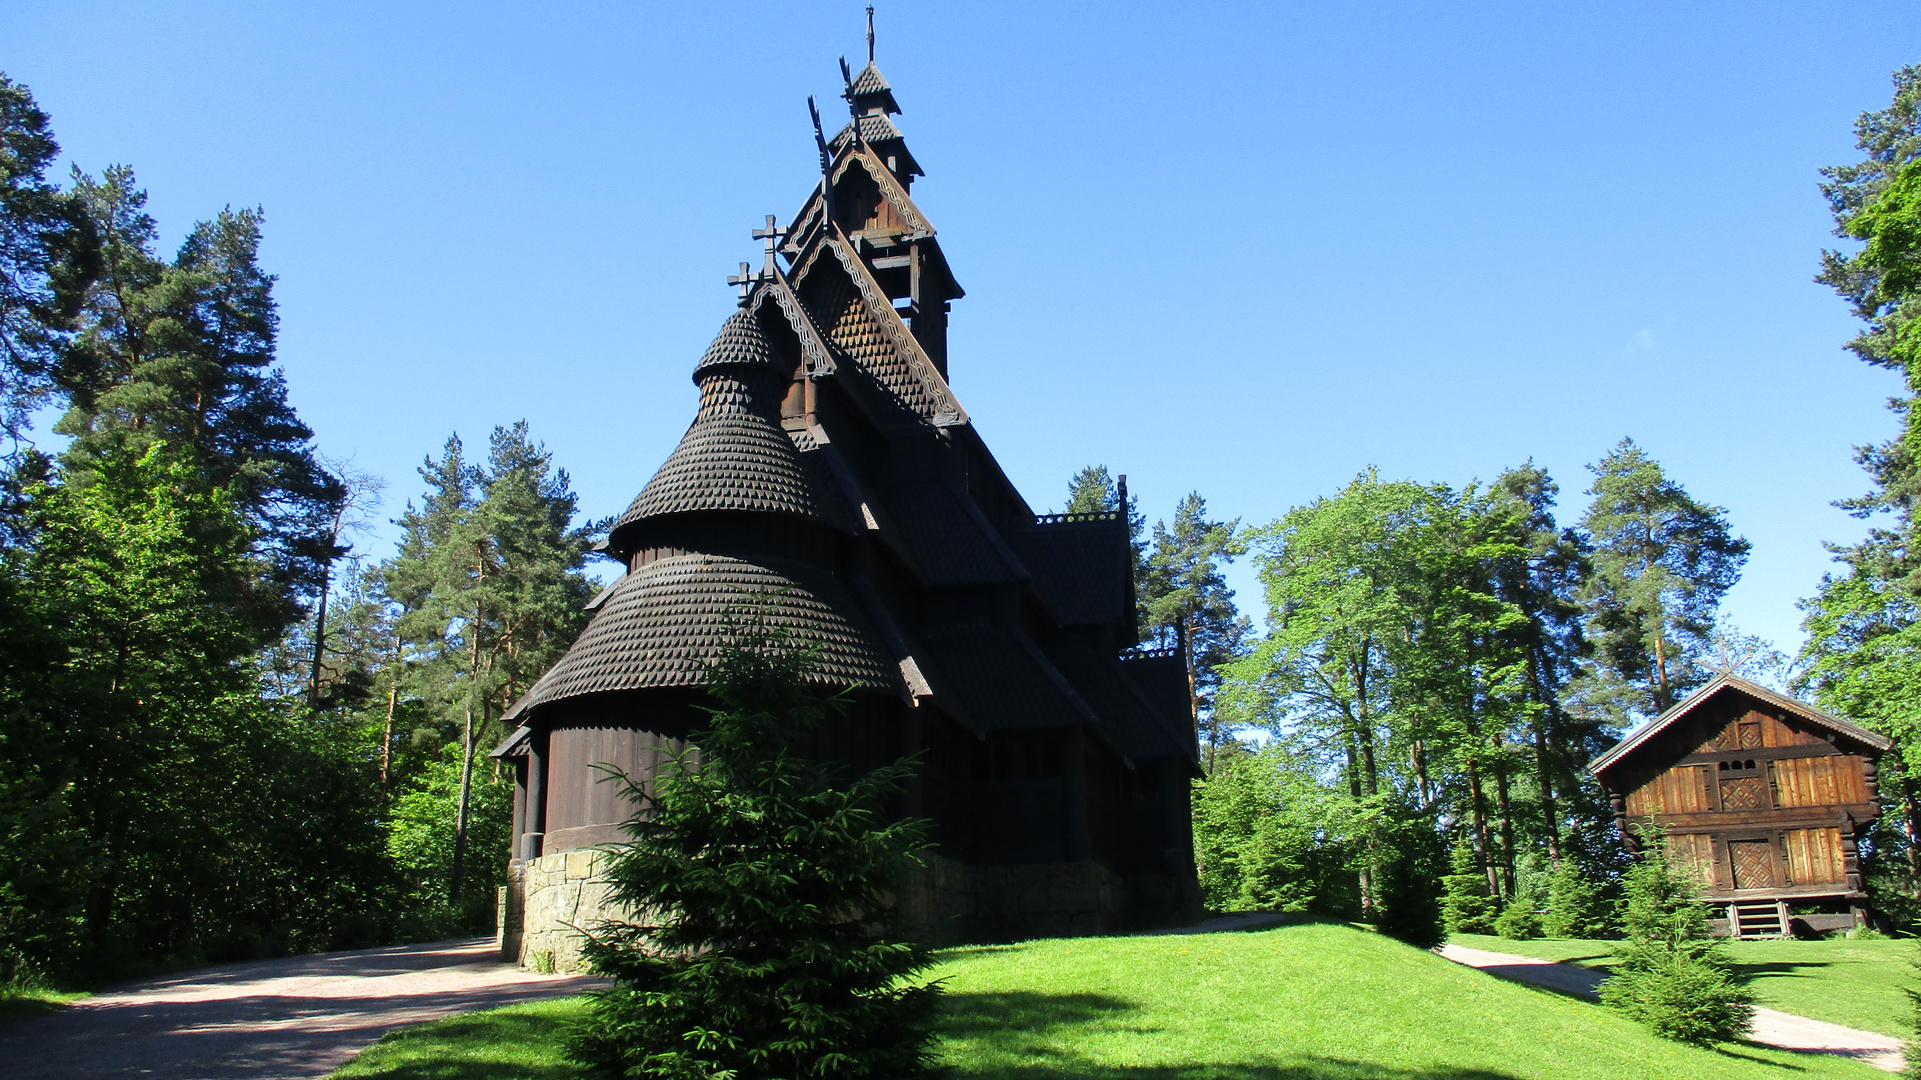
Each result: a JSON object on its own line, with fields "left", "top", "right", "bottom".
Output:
{"left": 521, "top": 728, "right": 547, "bottom": 860}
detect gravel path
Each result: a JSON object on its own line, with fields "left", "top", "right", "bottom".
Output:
{"left": 1437, "top": 942, "right": 1906, "bottom": 1072}
{"left": 0, "top": 938, "right": 599, "bottom": 1080}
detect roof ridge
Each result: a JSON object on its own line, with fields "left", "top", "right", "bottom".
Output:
{"left": 1588, "top": 672, "right": 1892, "bottom": 776}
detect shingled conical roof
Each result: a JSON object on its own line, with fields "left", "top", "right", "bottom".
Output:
{"left": 506, "top": 553, "right": 902, "bottom": 717}
{"left": 693, "top": 306, "right": 787, "bottom": 380}
{"left": 613, "top": 308, "right": 833, "bottom": 535}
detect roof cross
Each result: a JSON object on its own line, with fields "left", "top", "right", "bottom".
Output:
{"left": 726, "top": 261, "right": 755, "bottom": 300}
{"left": 752, "top": 214, "right": 789, "bottom": 275}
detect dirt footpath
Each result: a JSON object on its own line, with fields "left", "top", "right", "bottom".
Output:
{"left": 1437, "top": 942, "right": 1905, "bottom": 1072}
{"left": 0, "top": 938, "right": 598, "bottom": 1080}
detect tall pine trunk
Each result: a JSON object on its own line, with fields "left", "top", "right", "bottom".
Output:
{"left": 307, "top": 562, "right": 331, "bottom": 709}
{"left": 380, "top": 630, "right": 400, "bottom": 787}
{"left": 449, "top": 577, "right": 484, "bottom": 904}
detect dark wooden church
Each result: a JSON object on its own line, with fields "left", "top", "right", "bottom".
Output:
{"left": 1589, "top": 674, "right": 1891, "bottom": 937}
{"left": 492, "top": 32, "right": 1201, "bottom": 968}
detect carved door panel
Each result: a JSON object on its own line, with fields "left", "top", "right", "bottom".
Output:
{"left": 1729, "top": 840, "right": 1776, "bottom": 890}
{"left": 1720, "top": 776, "right": 1765, "bottom": 810}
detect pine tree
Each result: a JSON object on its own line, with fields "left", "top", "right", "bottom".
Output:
{"left": 1576, "top": 439, "right": 1749, "bottom": 725}
{"left": 1143, "top": 493, "right": 1250, "bottom": 771}
{"left": 55, "top": 167, "right": 343, "bottom": 636}
{"left": 1541, "top": 856, "right": 1610, "bottom": 939}
{"left": 0, "top": 73, "right": 95, "bottom": 441}
{"left": 374, "top": 426, "right": 596, "bottom": 911}
{"left": 570, "top": 600, "right": 942, "bottom": 1080}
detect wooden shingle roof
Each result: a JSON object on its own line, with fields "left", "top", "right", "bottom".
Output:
{"left": 612, "top": 308, "right": 845, "bottom": 538}
{"left": 504, "top": 553, "right": 902, "bottom": 719}
{"left": 1006, "top": 516, "right": 1130, "bottom": 627}
{"left": 1051, "top": 648, "right": 1194, "bottom": 764}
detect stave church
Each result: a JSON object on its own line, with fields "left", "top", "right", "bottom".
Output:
{"left": 493, "top": 21, "right": 1202, "bottom": 969}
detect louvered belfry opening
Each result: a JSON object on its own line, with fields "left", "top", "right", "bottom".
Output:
{"left": 490, "top": 29, "right": 1202, "bottom": 970}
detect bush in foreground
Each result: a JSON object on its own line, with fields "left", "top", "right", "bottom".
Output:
{"left": 1598, "top": 839, "right": 1752, "bottom": 1045}
{"left": 568, "top": 603, "right": 941, "bottom": 1079}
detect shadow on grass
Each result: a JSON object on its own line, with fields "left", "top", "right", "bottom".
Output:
{"left": 1736, "top": 962, "right": 1836, "bottom": 979}
{"left": 939, "top": 991, "right": 1526, "bottom": 1080}
{"left": 1716, "top": 1045, "right": 1811, "bottom": 1071}
{"left": 0, "top": 997, "right": 70, "bottom": 1027}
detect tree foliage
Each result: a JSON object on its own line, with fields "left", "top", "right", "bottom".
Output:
{"left": 1599, "top": 840, "right": 1754, "bottom": 1046}
{"left": 0, "top": 73, "right": 94, "bottom": 441}
{"left": 570, "top": 603, "right": 942, "bottom": 1080}
{"left": 0, "top": 444, "right": 391, "bottom": 981}
{"left": 1801, "top": 65, "right": 1921, "bottom": 901}
{"left": 1575, "top": 439, "right": 1749, "bottom": 724}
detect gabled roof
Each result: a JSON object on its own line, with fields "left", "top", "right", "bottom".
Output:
{"left": 1587, "top": 673, "right": 1892, "bottom": 777}
{"left": 787, "top": 233, "right": 966, "bottom": 427}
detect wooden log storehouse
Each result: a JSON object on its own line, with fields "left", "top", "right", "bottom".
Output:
{"left": 489, "top": 32, "right": 1201, "bottom": 969}
{"left": 1588, "top": 674, "right": 1891, "bottom": 937}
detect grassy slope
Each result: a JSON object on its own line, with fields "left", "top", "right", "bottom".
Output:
{"left": 336, "top": 922, "right": 1884, "bottom": 1080}
{"left": 1450, "top": 932, "right": 1914, "bottom": 1038}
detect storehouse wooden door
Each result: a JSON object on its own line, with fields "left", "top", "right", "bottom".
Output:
{"left": 1729, "top": 839, "right": 1776, "bottom": 890}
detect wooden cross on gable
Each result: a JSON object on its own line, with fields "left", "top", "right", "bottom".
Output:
{"left": 729, "top": 214, "right": 791, "bottom": 297}
{"left": 752, "top": 214, "right": 789, "bottom": 275}
{"left": 728, "top": 215, "right": 791, "bottom": 300}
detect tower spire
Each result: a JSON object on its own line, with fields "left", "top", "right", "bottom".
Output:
{"left": 866, "top": 5, "right": 875, "bottom": 63}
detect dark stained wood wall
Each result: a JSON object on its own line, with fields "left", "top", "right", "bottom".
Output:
{"left": 1617, "top": 705, "right": 1876, "bottom": 895}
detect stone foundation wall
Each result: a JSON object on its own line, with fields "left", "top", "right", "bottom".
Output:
{"left": 497, "top": 849, "right": 619, "bottom": 973}
{"left": 498, "top": 848, "right": 1194, "bottom": 972}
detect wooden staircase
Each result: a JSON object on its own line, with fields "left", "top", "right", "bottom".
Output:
{"left": 1728, "top": 900, "right": 1788, "bottom": 938}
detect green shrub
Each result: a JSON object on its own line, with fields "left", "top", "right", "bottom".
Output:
{"left": 1541, "top": 858, "right": 1611, "bottom": 939}
{"left": 568, "top": 603, "right": 941, "bottom": 1079}
{"left": 1440, "top": 840, "right": 1497, "bottom": 936}
{"left": 1495, "top": 899, "right": 1542, "bottom": 941}
{"left": 1600, "top": 840, "right": 1753, "bottom": 1046}
{"left": 1372, "top": 819, "right": 1444, "bottom": 948}
{"left": 1598, "top": 952, "right": 1755, "bottom": 1045}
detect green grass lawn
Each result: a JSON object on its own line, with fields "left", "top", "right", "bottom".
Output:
{"left": 334, "top": 921, "right": 1888, "bottom": 1079}
{"left": 1450, "top": 932, "right": 1916, "bottom": 1038}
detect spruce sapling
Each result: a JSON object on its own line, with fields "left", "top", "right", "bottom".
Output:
{"left": 568, "top": 598, "right": 942, "bottom": 1079}
{"left": 1598, "top": 837, "right": 1752, "bottom": 1046}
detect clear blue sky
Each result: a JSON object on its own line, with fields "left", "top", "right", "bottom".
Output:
{"left": 10, "top": 2, "right": 1921, "bottom": 658}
